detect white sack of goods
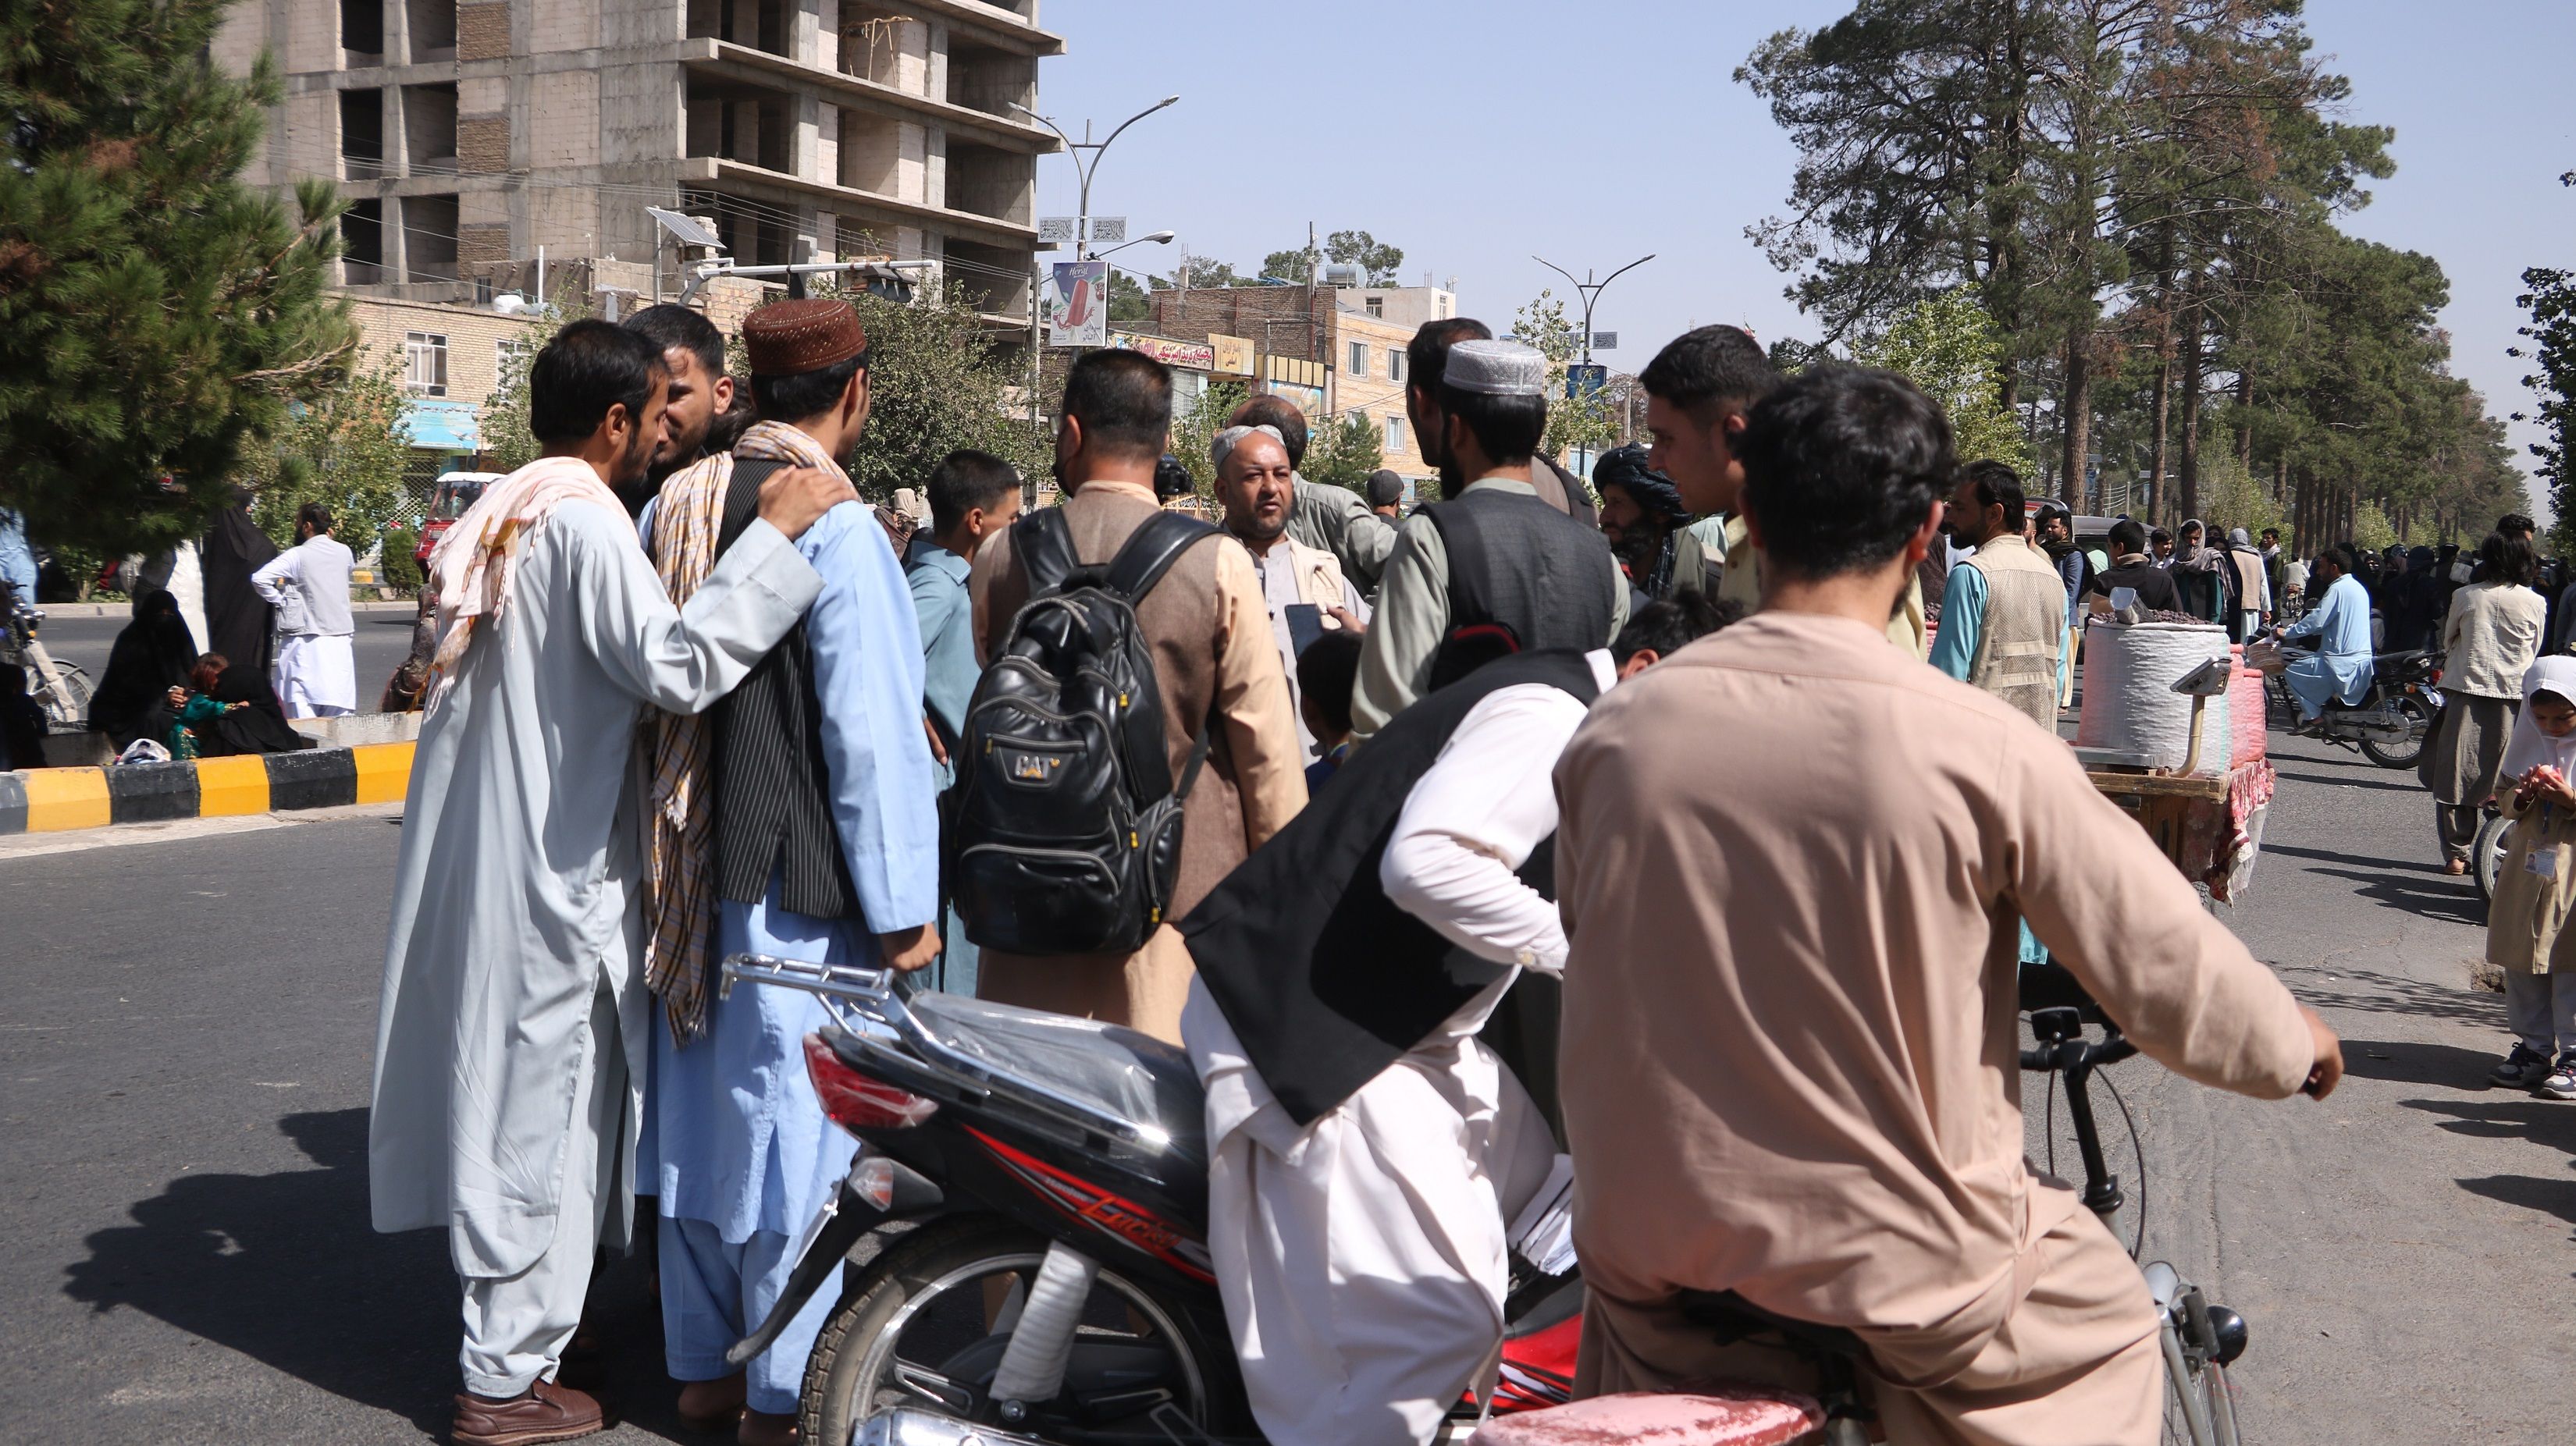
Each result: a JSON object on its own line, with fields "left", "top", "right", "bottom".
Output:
{"left": 2074, "top": 620, "right": 2234, "bottom": 776}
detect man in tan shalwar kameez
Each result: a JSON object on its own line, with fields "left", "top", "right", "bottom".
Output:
{"left": 1553, "top": 365, "right": 2343, "bottom": 1446}
{"left": 969, "top": 349, "right": 1307, "bottom": 1045}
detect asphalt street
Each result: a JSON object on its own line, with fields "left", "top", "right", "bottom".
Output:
{"left": 1, "top": 727, "right": 2567, "bottom": 1442}
{"left": 31, "top": 610, "right": 419, "bottom": 711}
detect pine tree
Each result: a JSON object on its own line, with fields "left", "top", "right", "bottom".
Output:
{"left": 0, "top": 0, "right": 356, "bottom": 556}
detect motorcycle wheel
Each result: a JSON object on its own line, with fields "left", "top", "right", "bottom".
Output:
{"left": 801, "top": 1213, "right": 1250, "bottom": 1446}
{"left": 2475, "top": 811, "right": 2510, "bottom": 904}
{"left": 2357, "top": 694, "right": 2433, "bottom": 769}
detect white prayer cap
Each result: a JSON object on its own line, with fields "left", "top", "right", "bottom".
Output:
{"left": 1440, "top": 339, "right": 1548, "bottom": 396}
{"left": 1211, "top": 423, "right": 1286, "bottom": 472}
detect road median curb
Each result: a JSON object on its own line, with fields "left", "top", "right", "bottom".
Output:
{"left": 0, "top": 741, "right": 415, "bottom": 836}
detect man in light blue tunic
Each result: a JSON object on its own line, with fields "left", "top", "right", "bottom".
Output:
{"left": 2276, "top": 543, "right": 2375, "bottom": 727}
{"left": 639, "top": 298, "right": 942, "bottom": 1444}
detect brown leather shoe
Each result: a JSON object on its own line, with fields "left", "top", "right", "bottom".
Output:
{"left": 738, "top": 1408, "right": 799, "bottom": 1446}
{"left": 452, "top": 1380, "right": 614, "bottom": 1446}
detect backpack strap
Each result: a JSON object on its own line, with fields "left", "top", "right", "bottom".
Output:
{"left": 1105, "top": 510, "right": 1222, "bottom": 604}
{"left": 1015, "top": 506, "right": 1082, "bottom": 597}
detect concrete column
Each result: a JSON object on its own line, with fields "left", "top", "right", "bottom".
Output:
{"left": 793, "top": 91, "right": 820, "bottom": 181}
{"left": 385, "top": 196, "right": 411, "bottom": 293}
{"left": 383, "top": 0, "right": 409, "bottom": 68}
{"left": 791, "top": 0, "right": 820, "bottom": 66}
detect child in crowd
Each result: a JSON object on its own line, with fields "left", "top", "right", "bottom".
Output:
{"left": 1295, "top": 628, "right": 1364, "bottom": 794}
{"left": 164, "top": 655, "right": 253, "bottom": 762}
{"left": 2487, "top": 656, "right": 2576, "bottom": 1097}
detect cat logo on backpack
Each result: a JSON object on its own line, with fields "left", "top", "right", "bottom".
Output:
{"left": 950, "top": 508, "right": 1221, "bottom": 956}
{"left": 1005, "top": 751, "right": 1063, "bottom": 784}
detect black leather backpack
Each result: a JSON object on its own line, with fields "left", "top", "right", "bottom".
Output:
{"left": 949, "top": 506, "right": 1219, "bottom": 955}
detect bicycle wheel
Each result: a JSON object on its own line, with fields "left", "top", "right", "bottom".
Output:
{"left": 2028, "top": 1063, "right": 2148, "bottom": 1258}
{"left": 2161, "top": 1334, "right": 2240, "bottom": 1446}
{"left": 2474, "top": 811, "right": 2510, "bottom": 904}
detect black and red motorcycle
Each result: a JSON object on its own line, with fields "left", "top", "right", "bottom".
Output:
{"left": 716, "top": 954, "right": 1588, "bottom": 1446}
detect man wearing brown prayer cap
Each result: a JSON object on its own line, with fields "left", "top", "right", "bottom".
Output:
{"left": 636, "top": 297, "right": 945, "bottom": 1443}
{"left": 1552, "top": 366, "right": 2342, "bottom": 1445}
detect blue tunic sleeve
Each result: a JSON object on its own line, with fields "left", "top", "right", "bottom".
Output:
{"left": 1928, "top": 563, "right": 1986, "bottom": 682}
{"left": 798, "top": 503, "right": 942, "bottom": 933}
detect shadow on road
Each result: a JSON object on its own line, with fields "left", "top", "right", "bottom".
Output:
{"left": 2403, "top": 1095, "right": 2576, "bottom": 1157}
{"left": 2275, "top": 850, "right": 2487, "bottom": 926}
{"left": 2454, "top": 1170, "right": 2576, "bottom": 1233}
{"left": 2288, "top": 972, "right": 2506, "bottom": 1028}
{"left": 2272, "top": 769, "right": 2426, "bottom": 794}
{"left": 2339, "top": 1036, "right": 2512, "bottom": 1087}
{"left": 62, "top": 1109, "right": 458, "bottom": 1436}
{"left": 61, "top": 1108, "right": 693, "bottom": 1442}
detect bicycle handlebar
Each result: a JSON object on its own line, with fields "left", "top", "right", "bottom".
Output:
{"left": 2017, "top": 963, "right": 2137, "bottom": 1220}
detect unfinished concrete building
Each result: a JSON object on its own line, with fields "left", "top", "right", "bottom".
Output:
{"left": 215, "top": 0, "right": 1062, "bottom": 325}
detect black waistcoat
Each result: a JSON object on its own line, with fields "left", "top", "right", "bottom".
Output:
{"left": 1179, "top": 648, "right": 1603, "bottom": 1126}
{"left": 710, "top": 458, "right": 861, "bottom": 918}
{"left": 1422, "top": 485, "right": 1618, "bottom": 691}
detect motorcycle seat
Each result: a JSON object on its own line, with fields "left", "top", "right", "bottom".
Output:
{"left": 1467, "top": 1390, "right": 1823, "bottom": 1446}
{"left": 904, "top": 991, "right": 1208, "bottom": 1162}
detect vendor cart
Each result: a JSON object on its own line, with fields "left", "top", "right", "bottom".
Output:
{"left": 2074, "top": 655, "right": 2274, "bottom": 903}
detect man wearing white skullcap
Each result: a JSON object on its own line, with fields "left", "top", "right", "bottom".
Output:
{"left": 1350, "top": 339, "right": 1628, "bottom": 737}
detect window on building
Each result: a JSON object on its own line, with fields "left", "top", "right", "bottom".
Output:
{"left": 1365, "top": 296, "right": 1383, "bottom": 318}
{"left": 1388, "top": 349, "right": 1405, "bottom": 384}
{"left": 1348, "top": 340, "right": 1368, "bottom": 376}
{"left": 404, "top": 331, "right": 449, "bottom": 396}
{"left": 1386, "top": 415, "right": 1404, "bottom": 453}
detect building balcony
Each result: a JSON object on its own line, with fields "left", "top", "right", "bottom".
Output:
{"left": 678, "top": 155, "right": 1041, "bottom": 251}
{"left": 678, "top": 39, "right": 1061, "bottom": 154}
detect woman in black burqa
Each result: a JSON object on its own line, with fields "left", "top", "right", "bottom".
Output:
{"left": 89, "top": 590, "right": 201, "bottom": 748}
{"left": 201, "top": 488, "right": 279, "bottom": 676}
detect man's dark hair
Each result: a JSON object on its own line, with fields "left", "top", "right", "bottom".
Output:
{"left": 2149, "top": 527, "right": 2172, "bottom": 547}
{"left": 2476, "top": 530, "right": 2538, "bottom": 588}
{"left": 2322, "top": 543, "right": 2361, "bottom": 576}
{"left": 1435, "top": 385, "right": 1546, "bottom": 467}
{"left": 1062, "top": 350, "right": 1173, "bottom": 463}
{"left": 1227, "top": 395, "right": 1310, "bottom": 467}
{"left": 1738, "top": 367, "right": 1953, "bottom": 579}
{"left": 529, "top": 319, "right": 667, "bottom": 445}
{"left": 927, "top": 449, "right": 1020, "bottom": 535}
{"left": 1404, "top": 317, "right": 1494, "bottom": 396}
{"left": 2033, "top": 501, "right": 2070, "bottom": 531}
{"left": 750, "top": 352, "right": 865, "bottom": 424}
{"left": 1637, "top": 325, "right": 1777, "bottom": 424}
{"left": 1364, "top": 469, "right": 1406, "bottom": 509}
{"left": 624, "top": 303, "right": 726, "bottom": 382}
{"left": 2261, "top": 526, "right": 2280, "bottom": 541}
{"left": 2108, "top": 517, "right": 2147, "bottom": 556}
{"left": 296, "top": 502, "right": 333, "bottom": 536}
{"left": 1959, "top": 460, "right": 2025, "bottom": 526}
{"left": 1294, "top": 628, "right": 1364, "bottom": 737}
{"left": 2501, "top": 512, "right": 2538, "bottom": 540}
{"left": 1612, "top": 586, "right": 1742, "bottom": 666}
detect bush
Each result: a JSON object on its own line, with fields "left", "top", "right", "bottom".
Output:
{"left": 381, "top": 528, "right": 423, "bottom": 591}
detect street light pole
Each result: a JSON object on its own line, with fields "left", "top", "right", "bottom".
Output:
{"left": 1012, "top": 94, "right": 1179, "bottom": 261}
{"left": 1533, "top": 252, "right": 1654, "bottom": 473}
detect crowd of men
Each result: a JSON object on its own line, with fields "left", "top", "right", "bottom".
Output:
{"left": 370, "top": 294, "right": 2346, "bottom": 1446}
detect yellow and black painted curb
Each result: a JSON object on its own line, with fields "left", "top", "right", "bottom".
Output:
{"left": 0, "top": 742, "right": 415, "bottom": 836}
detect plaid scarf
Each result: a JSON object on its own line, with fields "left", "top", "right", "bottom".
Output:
{"left": 640, "top": 423, "right": 851, "bottom": 1044}
{"left": 422, "top": 456, "right": 632, "bottom": 716}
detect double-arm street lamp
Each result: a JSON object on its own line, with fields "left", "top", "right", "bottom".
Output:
{"left": 1532, "top": 252, "right": 1656, "bottom": 368}
{"left": 1012, "top": 94, "right": 1179, "bottom": 261}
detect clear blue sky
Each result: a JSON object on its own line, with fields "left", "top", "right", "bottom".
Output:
{"left": 1030, "top": 0, "right": 2576, "bottom": 494}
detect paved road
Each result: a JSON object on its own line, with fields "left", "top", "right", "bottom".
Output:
{"left": 31, "top": 612, "right": 418, "bottom": 712}
{"left": 0, "top": 731, "right": 2566, "bottom": 1442}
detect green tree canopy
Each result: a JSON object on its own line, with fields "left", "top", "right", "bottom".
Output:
{"left": 240, "top": 353, "right": 415, "bottom": 552}
{"left": 2513, "top": 172, "right": 2576, "bottom": 552}
{"left": 1303, "top": 412, "right": 1383, "bottom": 495}
{"left": 1850, "top": 292, "right": 2032, "bottom": 473}
{"left": 0, "top": 0, "right": 356, "bottom": 556}
{"left": 1326, "top": 229, "right": 1405, "bottom": 286}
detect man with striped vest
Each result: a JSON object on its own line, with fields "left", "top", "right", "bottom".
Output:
{"left": 1927, "top": 460, "right": 2067, "bottom": 733}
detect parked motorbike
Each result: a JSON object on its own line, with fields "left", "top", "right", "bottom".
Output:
{"left": 2261, "top": 636, "right": 2441, "bottom": 769}
{"left": 717, "top": 954, "right": 1587, "bottom": 1446}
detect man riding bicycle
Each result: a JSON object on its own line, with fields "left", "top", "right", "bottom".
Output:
{"left": 1550, "top": 367, "right": 2343, "bottom": 1444}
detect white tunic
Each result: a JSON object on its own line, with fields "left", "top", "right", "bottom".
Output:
{"left": 368, "top": 499, "right": 820, "bottom": 1278}
{"left": 1181, "top": 652, "right": 1612, "bottom": 1446}
{"left": 254, "top": 535, "right": 360, "bottom": 714}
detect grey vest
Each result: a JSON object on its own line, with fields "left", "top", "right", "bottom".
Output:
{"left": 710, "top": 459, "right": 859, "bottom": 919}
{"left": 1422, "top": 485, "right": 1617, "bottom": 689}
